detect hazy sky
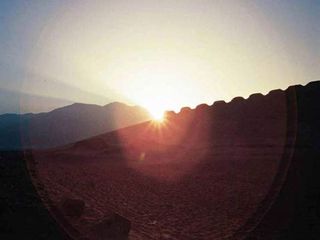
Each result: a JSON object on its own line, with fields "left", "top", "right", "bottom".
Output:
{"left": 0, "top": 0, "right": 319, "bottom": 115}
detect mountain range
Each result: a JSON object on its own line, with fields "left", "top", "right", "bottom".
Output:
{"left": 0, "top": 102, "right": 151, "bottom": 150}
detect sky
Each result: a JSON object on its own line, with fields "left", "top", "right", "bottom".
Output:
{"left": 0, "top": 0, "right": 319, "bottom": 116}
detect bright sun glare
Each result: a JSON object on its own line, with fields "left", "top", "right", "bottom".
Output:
{"left": 150, "top": 109, "right": 165, "bottom": 122}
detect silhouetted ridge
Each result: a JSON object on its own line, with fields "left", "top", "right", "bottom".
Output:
{"left": 169, "top": 80, "right": 319, "bottom": 118}
{"left": 0, "top": 102, "right": 151, "bottom": 150}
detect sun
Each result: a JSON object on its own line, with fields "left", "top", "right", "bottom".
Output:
{"left": 149, "top": 108, "right": 165, "bottom": 122}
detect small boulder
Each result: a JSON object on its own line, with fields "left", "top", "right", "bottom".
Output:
{"left": 231, "top": 96, "right": 245, "bottom": 103}
{"left": 267, "top": 89, "right": 283, "bottom": 96}
{"left": 248, "top": 93, "right": 264, "bottom": 100}
{"left": 195, "top": 103, "right": 209, "bottom": 112}
{"left": 213, "top": 100, "right": 226, "bottom": 107}
{"left": 180, "top": 106, "right": 192, "bottom": 113}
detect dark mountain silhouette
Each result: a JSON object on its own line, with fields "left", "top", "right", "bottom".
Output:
{"left": 0, "top": 102, "right": 151, "bottom": 150}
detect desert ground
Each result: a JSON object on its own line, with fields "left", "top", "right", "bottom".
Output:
{"left": 33, "top": 143, "right": 285, "bottom": 239}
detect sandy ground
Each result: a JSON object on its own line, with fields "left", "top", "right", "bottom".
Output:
{"left": 33, "top": 140, "right": 284, "bottom": 239}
